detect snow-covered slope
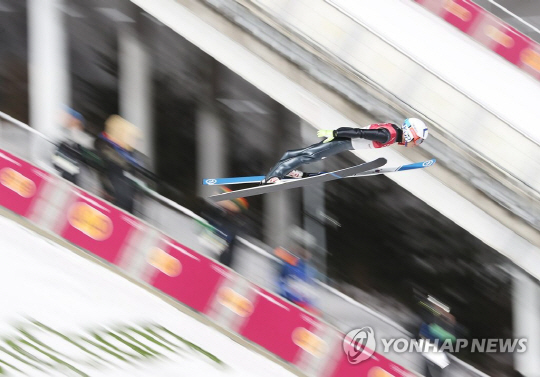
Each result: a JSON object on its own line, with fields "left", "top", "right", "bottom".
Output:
{"left": 0, "top": 215, "right": 295, "bottom": 377}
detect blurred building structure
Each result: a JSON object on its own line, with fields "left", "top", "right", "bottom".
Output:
{"left": 0, "top": 0, "right": 537, "bottom": 375}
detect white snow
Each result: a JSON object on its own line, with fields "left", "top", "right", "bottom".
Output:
{"left": 0, "top": 215, "right": 296, "bottom": 377}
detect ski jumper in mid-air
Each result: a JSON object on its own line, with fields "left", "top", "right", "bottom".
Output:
{"left": 264, "top": 118, "right": 429, "bottom": 184}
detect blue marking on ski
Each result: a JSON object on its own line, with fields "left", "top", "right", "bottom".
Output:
{"left": 203, "top": 176, "right": 264, "bottom": 185}
{"left": 397, "top": 159, "right": 436, "bottom": 171}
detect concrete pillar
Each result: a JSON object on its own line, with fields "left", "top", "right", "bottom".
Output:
{"left": 196, "top": 105, "right": 227, "bottom": 197}
{"left": 263, "top": 108, "right": 301, "bottom": 248}
{"left": 512, "top": 268, "right": 540, "bottom": 376}
{"left": 28, "top": 0, "right": 69, "bottom": 160}
{"left": 264, "top": 190, "right": 299, "bottom": 248}
{"left": 118, "top": 20, "right": 153, "bottom": 162}
{"left": 303, "top": 183, "right": 327, "bottom": 272}
{"left": 301, "top": 120, "right": 327, "bottom": 275}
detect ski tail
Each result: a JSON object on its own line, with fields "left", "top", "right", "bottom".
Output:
{"left": 396, "top": 159, "right": 436, "bottom": 171}
{"left": 202, "top": 174, "right": 326, "bottom": 186}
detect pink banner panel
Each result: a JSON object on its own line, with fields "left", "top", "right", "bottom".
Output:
{"left": 237, "top": 288, "right": 321, "bottom": 363}
{"left": 412, "top": 0, "right": 446, "bottom": 16}
{"left": 56, "top": 190, "right": 139, "bottom": 263}
{"left": 328, "top": 340, "right": 413, "bottom": 377}
{"left": 415, "top": 0, "right": 540, "bottom": 82}
{"left": 147, "top": 237, "right": 226, "bottom": 313}
{"left": 0, "top": 150, "right": 49, "bottom": 217}
{"left": 441, "top": 0, "right": 483, "bottom": 33}
{"left": 519, "top": 44, "right": 540, "bottom": 79}
{"left": 490, "top": 28, "right": 532, "bottom": 66}
{"left": 470, "top": 13, "right": 534, "bottom": 66}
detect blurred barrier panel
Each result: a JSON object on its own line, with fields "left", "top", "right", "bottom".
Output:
{"left": 237, "top": 289, "right": 322, "bottom": 363}
{"left": 146, "top": 235, "right": 229, "bottom": 314}
{"left": 55, "top": 189, "right": 144, "bottom": 264}
{"left": 0, "top": 150, "right": 49, "bottom": 217}
{"left": 0, "top": 146, "right": 414, "bottom": 376}
{"left": 328, "top": 347, "right": 414, "bottom": 377}
{"left": 474, "top": 14, "right": 534, "bottom": 67}
{"left": 441, "top": 0, "right": 483, "bottom": 33}
{"left": 414, "top": 0, "right": 540, "bottom": 80}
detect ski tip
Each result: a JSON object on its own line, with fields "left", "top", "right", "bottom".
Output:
{"left": 425, "top": 158, "right": 436, "bottom": 166}
{"left": 203, "top": 178, "right": 219, "bottom": 185}
{"left": 395, "top": 158, "right": 436, "bottom": 172}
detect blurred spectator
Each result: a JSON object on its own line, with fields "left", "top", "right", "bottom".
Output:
{"left": 417, "top": 295, "right": 459, "bottom": 377}
{"left": 199, "top": 189, "right": 249, "bottom": 268}
{"left": 94, "top": 115, "right": 147, "bottom": 213}
{"left": 52, "top": 107, "right": 99, "bottom": 184}
{"left": 276, "top": 244, "right": 319, "bottom": 315}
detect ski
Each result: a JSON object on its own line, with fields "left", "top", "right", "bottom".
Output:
{"left": 208, "top": 158, "right": 386, "bottom": 202}
{"left": 203, "top": 158, "right": 436, "bottom": 186}
{"left": 347, "top": 158, "right": 436, "bottom": 178}
{"left": 203, "top": 175, "right": 265, "bottom": 186}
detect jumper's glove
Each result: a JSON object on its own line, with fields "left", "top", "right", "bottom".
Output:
{"left": 317, "top": 129, "right": 335, "bottom": 143}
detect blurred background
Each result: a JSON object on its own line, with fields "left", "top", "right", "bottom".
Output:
{"left": 1, "top": 0, "right": 540, "bottom": 376}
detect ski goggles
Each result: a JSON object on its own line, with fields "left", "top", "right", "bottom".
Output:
{"left": 400, "top": 122, "right": 424, "bottom": 147}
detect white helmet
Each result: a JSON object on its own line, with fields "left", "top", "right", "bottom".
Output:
{"left": 400, "top": 118, "right": 428, "bottom": 147}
